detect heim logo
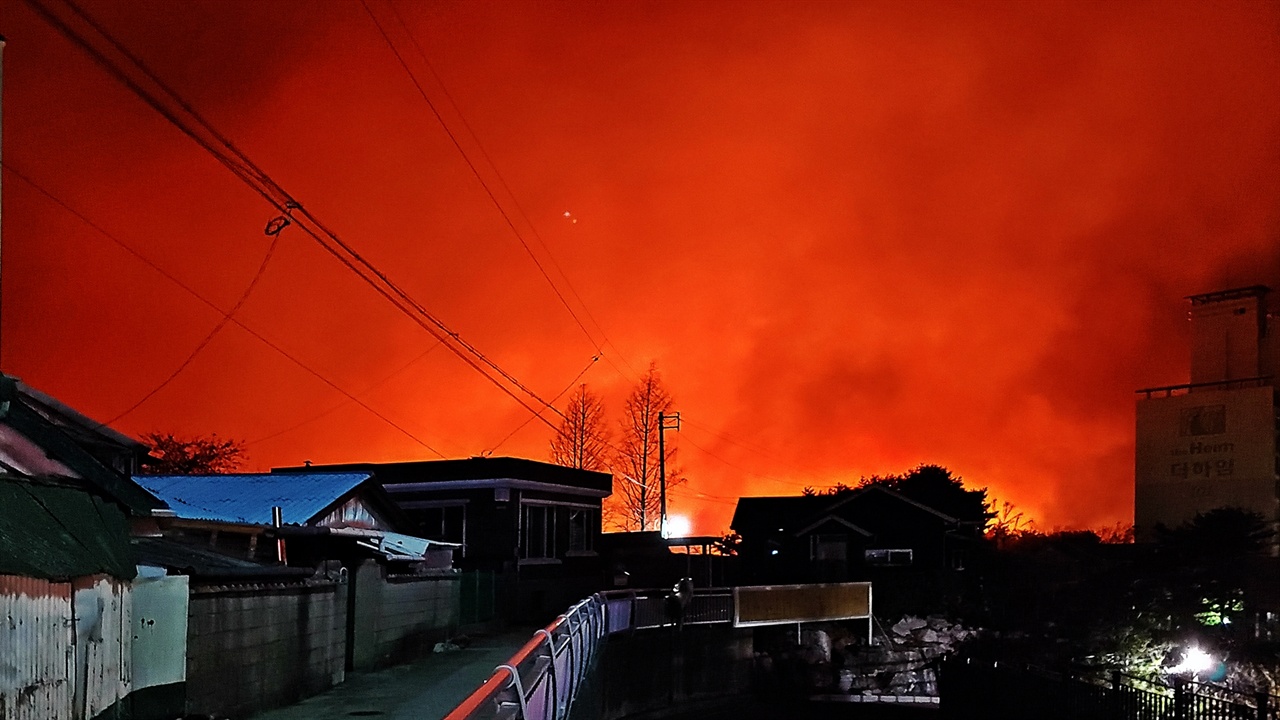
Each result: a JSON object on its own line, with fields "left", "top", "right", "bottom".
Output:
{"left": 1179, "top": 405, "right": 1226, "bottom": 437}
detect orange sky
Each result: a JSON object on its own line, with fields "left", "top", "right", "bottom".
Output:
{"left": 3, "top": 0, "right": 1279, "bottom": 534}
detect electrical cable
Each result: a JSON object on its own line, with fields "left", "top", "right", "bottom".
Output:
{"left": 485, "top": 354, "right": 599, "bottom": 455}
{"left": 245, "top": 340, "right": 443, "bottom": 446}
{"left": 29, "top": 0, "right": 573, "bottom": 429}
{"left": 680, "top": 430, "right": 813, "bottom": 493}
{"left": 102, "top": 216, "right": 287, "bottom": 425}
{"left": 377, "top": 0, "right": 643, "bottom": 383}
{"left": 359, "top": 0, "right": 603, "bottom": 357}
{"left": 3, "top": 161, "right": 447, "bottom": 458}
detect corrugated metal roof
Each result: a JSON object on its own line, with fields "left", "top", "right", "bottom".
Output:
{"left": 133, "top": 472, "right": 372, "bottom": 525}
{"left": 131, "top": 537, "right": 313, "bottom": 579}
{"left": 0, "top": 476, "right": 136, "bottom": 580}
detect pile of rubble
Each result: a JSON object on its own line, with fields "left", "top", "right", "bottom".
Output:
{"left": 751, "top": 615, "right": 978, "bottom": 697}
{"left": 834, "top": 615, "right": 977, "bottom": 696}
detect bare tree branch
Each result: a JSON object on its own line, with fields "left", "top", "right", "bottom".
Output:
{"left": 549, "top": 384, "right": 611, "bottom": 471}
{"left": 610, "top": 362, "right": 683, "bottom": 531}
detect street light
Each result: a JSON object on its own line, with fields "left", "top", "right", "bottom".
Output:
{"left": 1167, "top": 646, "right": 1215, "bottom": 676}
{"left": 664, "top": 514, "right": 691, "bottom": 538}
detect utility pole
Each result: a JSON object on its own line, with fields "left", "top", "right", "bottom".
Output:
{"left": 658, "top": 410, "right": 680, "bottom": 537}
{"left": 1, "top": 35, "right": 7, "bottom": 371}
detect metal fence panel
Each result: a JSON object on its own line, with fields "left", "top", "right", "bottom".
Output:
{"left": 73, "top": 576, "right": 131, "bottom": 720}
{"left": 0, "top": 575, "right": 75, "bottom": 720}
{"left": 941, "top": 659, "right": 1279, "bottom": 720}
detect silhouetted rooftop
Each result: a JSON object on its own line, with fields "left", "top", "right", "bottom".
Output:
{"left": 273, "top": 456, "right": 612, "bottom": 493}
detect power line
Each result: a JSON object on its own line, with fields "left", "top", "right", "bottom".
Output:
{"left": 670, "top": 490, "right": 739, "bottom": 507}
{"left": 246, "top": 340, "right": 444, "bottom": 447}
{"left": 3, "top": 161, "right": 447, "bottom": 458}
{"left": 681, "top": 416, "right": 784, "bottom": 462}
{"left": 485, "top": 354, "right": 599, "bottom": 455}
{"left": 681, "top": 416, "right": 828, "bottom": 490}
{"left": 368, "top": 0, "right": 643, "bottom": 384}
{"left": 359, "top": 0, "right": 599, "bottom": 351}
{"left": 103, "top": 214, "right": 288, "bottom": 425}
{"left": 29, "top": 0, "right": 574, "bottom": 430}
{"left": 679, "top": 427, "right": 810, "bottom": 493}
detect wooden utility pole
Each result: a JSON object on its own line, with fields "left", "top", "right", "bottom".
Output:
{"left": 658, "top": 410, "right": 680, "bottom": 536}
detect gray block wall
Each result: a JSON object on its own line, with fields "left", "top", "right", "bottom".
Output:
{"left": 185, "top": 582, "right": 346, "bottom": 719}
{"left": 351, "top": 561, "right": 461, "bottom": 670}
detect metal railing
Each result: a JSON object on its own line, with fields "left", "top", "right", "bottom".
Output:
{"left": 1136, "top": 376, "right": 1273, "bottom": 398}
{"left": 445, "top": 594, "right": 607, "bottom": 720}
{"left": 444, "top": 588, "right": 735, "bottom": 720}
{"left": 942, "top": 658, "right": 1280, "bottom": 720}
{"left": 609, "top": 587, "right": 734, "bottom": 631}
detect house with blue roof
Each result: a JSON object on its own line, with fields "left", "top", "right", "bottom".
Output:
{"left": 131, "top": 470, "right": 463, "bottom": 572}
{"left": 135, "top": 470, "right": 392, "bottom": 529}
{"left": 132, "top": 470, "right": 469, "bottom": 714}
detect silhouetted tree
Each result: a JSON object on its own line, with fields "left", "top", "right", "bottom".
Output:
{"left": 139, "top": 432, "right": 246, "bottom": 475}
{"left": 859, "top": 464, "right": 992, "bottom": 529}
{"left": 1156, "top": 507, "right": 1273, "bottom": 560}
{"left": 714, "top": 531, "right": 742, "bottom": 556}
{"left": 612, "top": 362, "right": 682, "bottom": 531}
{"left": 549, "top": 384, "right": 611, "bottom": 471}
{"left": 986, "top": 498, "right": 1034, "bottom": 547}
{"left": 1150, "top": 507, "right": 1274, "bottom": 628}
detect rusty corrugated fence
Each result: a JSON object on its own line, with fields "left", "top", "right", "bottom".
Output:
{"left": 0, "top": 575, "right": 75, "bottom": 720}
{"left": 0, "top": 574, "right": 132, "bottom": 720}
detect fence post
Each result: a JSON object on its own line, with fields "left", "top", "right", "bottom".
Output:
{"left": 1257, "top": 691, "right": 1269, "bottom": 720}
{"left": 1110, "top": 670, "right": 1122, "bottom": 720}
{"left": 1173, "top": 677, "right": 1190, "bottom": 720}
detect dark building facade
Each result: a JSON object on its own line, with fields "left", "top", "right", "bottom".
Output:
{"left": 731, "top": 484, "right": 977, "bottom": 585}
{"left": 275, "top": 456, "right": 611, "bottom": 621}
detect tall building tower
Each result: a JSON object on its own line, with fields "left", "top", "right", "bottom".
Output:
{"left": 1134, "top": 286, "right": 1280, "bottom": 541}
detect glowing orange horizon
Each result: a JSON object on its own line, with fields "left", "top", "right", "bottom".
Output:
{"left": 2, "top": 0, "right": 1278, "bottom": 535}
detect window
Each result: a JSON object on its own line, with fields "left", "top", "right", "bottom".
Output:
{"left": 419, "top": 504, "right": 466, "bottom": 553}
{"left": 522, "top": 504, "right": 556, "bottom": 559}
{"left": 810, "top": 533, "right": 848, "bottom": 562}
{"left": 522, "top": 503, "right": 598, "bottom": 559}
{"left": 864, "top": 548, "right": 913, "bottom": 566}
{"left": 568, "top": 509, "right": 595, "bottom": 553}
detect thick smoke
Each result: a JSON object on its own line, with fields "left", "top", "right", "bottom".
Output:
{"left": 2, "top": 0, "right": 1278, "bottom": 532}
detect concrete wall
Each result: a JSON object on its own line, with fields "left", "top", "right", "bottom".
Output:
{"left": 350, "top": 561, "right": 459, "bottom": 671}
{"left": 185, "top": 582, "right": 346, "bottom": 719}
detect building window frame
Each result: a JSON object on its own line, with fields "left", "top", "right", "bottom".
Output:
{"left": 809, "top": 533, "right": 848, "bottom": 562}
{"left": 519, "top": 500, "right": 599, "bottom": 561}
{"left": 417, "top": 502, "right": 468, "bottom": 557}
{"left": 864, "top": 548, "right": 913, "bottom": 566}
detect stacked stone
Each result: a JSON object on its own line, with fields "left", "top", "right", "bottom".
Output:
{"left": 833, "top": 615, "right": 977, "bottom": 696}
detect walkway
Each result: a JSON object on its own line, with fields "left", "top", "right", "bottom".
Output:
{"left": 249, "top": 631, "right": 531, "bottom": 720}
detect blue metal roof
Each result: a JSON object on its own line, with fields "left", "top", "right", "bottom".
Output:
{"left": 133, "top": 472, "right": 373, "bottom": 525}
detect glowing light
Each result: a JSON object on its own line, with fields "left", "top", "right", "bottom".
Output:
{"left": 665, "top": 515, "right": 692, "bottom": 538}
{"left": 1167, "top": 646, "right": 1215, "bottom": 675}
{"left": 770, "top": 549, "right": 779, "bottom": 556}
